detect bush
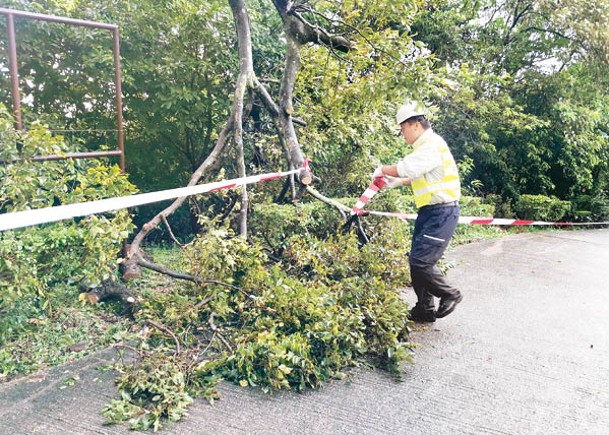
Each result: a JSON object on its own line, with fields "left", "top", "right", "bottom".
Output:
{"left": 571, "top": 193, "right": 609, "bottom": 222}
{"left": 104, "top": 225, "right": 414, "bottom": 430}
{"left": 514, "top": 194, "right": 571, "bottom": 222}
{"left": 460, "top": 195, "right": 495, "bottom": 217}
{"left": 0, "top": 106, "right": 137, "bottom": 344}
{"left": 589, "top": 194, "right": 609, "bottom": 221}
{"left": 249, "top": 200, "right": 345, "bottom": 252}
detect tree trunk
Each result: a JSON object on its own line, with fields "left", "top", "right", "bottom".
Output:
{"left": 229, "top": 0, "right": 255, "bottom": 237}
{"left": 122, "top": 0, "right": 352, "bottom": 280}
{"left": 123, "top": 0, "right": 255, "bottom": 278}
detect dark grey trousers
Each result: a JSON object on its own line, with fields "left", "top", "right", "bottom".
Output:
{"left": 409, "top": 203, "right": 460, "bottom": 313}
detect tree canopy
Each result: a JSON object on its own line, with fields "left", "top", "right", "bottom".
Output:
{"left": 2, "top": 0, "right": 607, "bottom": 210}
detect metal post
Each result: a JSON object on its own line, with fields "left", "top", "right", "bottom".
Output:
{"left": 0, "top": 8, "right": 125, "bottom": 169}
{"left": 0, "top": 8, "right": 117, "bottom": 30}
{"left": 6, "top": 12, "right": 22, "bottom": 130}
{"left": 113, "top": 28, "right": 125, "bottom": 173}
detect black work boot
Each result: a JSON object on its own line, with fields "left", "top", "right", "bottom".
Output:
{"left": 436, "top": 292, "right": 463, "bottom": 318}
{"left": 408, "top": 305, "right": 436, "bottom": 323}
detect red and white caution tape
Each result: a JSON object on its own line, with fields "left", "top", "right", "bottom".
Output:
{"left": 353, "top": 178, "right": 609, "bottom": 226}
{"left": 6, "top": 170, "right": 606, "bottom": 232}
{"left": 457, "top": 216, "right": 609, "bottom": 226}
{"left": 0, "top": 168, "right": 303, "bottom": 232}
{"left": 366, "top": 210, "right": 609, "bottom": 226}
{"left": 351, "top": 177, "right": 386, "bottom": 215}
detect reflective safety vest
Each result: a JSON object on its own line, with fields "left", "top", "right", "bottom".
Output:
{"left": 398, "top": 130, "right": 461, "bottom": 209}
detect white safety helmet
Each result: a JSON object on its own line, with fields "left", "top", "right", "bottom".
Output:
{"left": 395, "top": 101, "right": 426, "bottom": 126}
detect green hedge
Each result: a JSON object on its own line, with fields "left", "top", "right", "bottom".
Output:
{"left": 459, "top": 195, "right": 495, "bottom": 217}
{"left": 249, "top": 201, "right": 345, "bottom": 250}
{"left": 515, "top": 194, "right": 571, "bottom": 222}
{"left": 571, "top": 194, "right": 609, "bottom": 222}
{"left": 250, "top": 192, "right": 499, "bottom": 250}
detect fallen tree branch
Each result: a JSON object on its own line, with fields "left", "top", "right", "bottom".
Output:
{"left": 162, "top": 215, "right": 185, "bottom": 248}
{"left": 122, "top": 118, "right": 235, "bottom": 280}
{"left": 136, "top": 256, "right": 200, "bottom": 283}
{"left": 80, "top": 278, "right": 137, "bottom": 319}
{"left": 146, "top": 319, "right": 181, "bottom": 356}
{"left": 208, "top": 312, "right": 233, "bottom": 353}
{"left": 306, "top": 186, "right": 350, "bottom": 219}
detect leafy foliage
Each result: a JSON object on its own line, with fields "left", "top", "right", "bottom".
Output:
{"left": 102, "top": 220, "right": 415, "bottom": 429}
{"left": 514, "top": 194, "right": 571, "bottom": 222}
{"left": 249, "top": 200, "right": 345, "bottom": 253}
{"left": 103, "top": 354, "right": 195, "bottom": 432}
{"left": 102, "top": 191, "right": 506, "bottom": 430}
{"left": 412, "top": 0, "right": 609, "bottom": 205}
{"left": 284, "top": 0, "right": 439, "bottom": 196}
{"left": 571, "top": 192, "right": 609, "bottom": 222}
{"left": 0, "top": 105, "right": 136, "bottom": 350}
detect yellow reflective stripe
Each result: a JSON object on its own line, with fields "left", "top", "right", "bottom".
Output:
{"left": 411, "top": 178, "right": 425, "bottom": 189}
{"left": 412, "top": 180, "right": 460, "bottom": 196}
{"left": 414, "top": 194, "right": 429, "bottom": 208}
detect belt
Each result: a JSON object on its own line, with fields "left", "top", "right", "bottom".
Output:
{"left": 420, "top": 201, "right": 459, "bottom": 210}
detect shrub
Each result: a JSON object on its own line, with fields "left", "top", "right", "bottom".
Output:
{"left": 589, "top": 194, "right": 609, "bottom": 221}
{"left": 514, "top": 194, "right": 571, "bottom": 222}
{"left": 571, "top": 193, "right": 609, "bottom": 222}
{"left": 104, "top": 225, "right": 414, "bottom": 429}
{"left": 0, "top": 106, "right": 137, "bottom": 344}
{"left": 460, "top": 195, "right": 495, "bottom": 217}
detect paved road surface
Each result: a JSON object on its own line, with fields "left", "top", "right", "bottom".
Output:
{"left": 2, "top": 229, "right": 609, "bottom": 434}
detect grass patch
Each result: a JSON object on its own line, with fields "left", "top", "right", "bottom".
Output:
{"left": 0, "top": 244, "right": 188, "bottom": 383}
{"left": 0, "top": 282, "right": 134, "bottom": 382}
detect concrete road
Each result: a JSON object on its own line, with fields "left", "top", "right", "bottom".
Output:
{"left": 2, "top": 229, "right": 609, "bottom": 434}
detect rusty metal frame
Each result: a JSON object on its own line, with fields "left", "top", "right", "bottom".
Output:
{"left": 0, "top": 8, "right": 125, "bottom": 172}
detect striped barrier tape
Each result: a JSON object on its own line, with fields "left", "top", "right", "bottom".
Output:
{"left": 2, "top": 171, "right": 607, "bottom": 233}
{"left": 351, "top": 177, "right": 386, "bottom": 216}
{"left": 365, "top": 210, "right": 609, "bottom": 226}
{"left": 0, "top": 168, "right": 303, "bottom": 232}
{"left": 353, "top": 177, "right": 609, "bottom": 227}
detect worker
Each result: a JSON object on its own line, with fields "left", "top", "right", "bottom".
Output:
{"left": 373, "top": 101, "right": 462, "bottom": 322}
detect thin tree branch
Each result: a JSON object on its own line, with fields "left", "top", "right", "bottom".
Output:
{"left": 200, "top": 331, "right": 217, "bottom": 355}
{"left": 137, "top": 255, "right": 200, "bottom": 283}
{"left": 306, "top": 186, "right": 349, "bottom": 219}
{"left": 162, "top": 215, "right": 185, "bottom": 247}
{"left": 146, "top": 319, "right": 181, "bottom": 355}
{"left": 123, "top": 0, "right": 256, "bottom": 279}
{"left": 208, "top": 312, "right": 233, "bottom": 353}
{"left": 294, "top": 6, "right": 414, "bottom": 69}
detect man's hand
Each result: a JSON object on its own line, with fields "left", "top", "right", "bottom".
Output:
{"left": 372, "top": 165, "right": 384, "bottom": 179}
{"left": 384, "top": 175, "right": 405, "bottom": 189}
